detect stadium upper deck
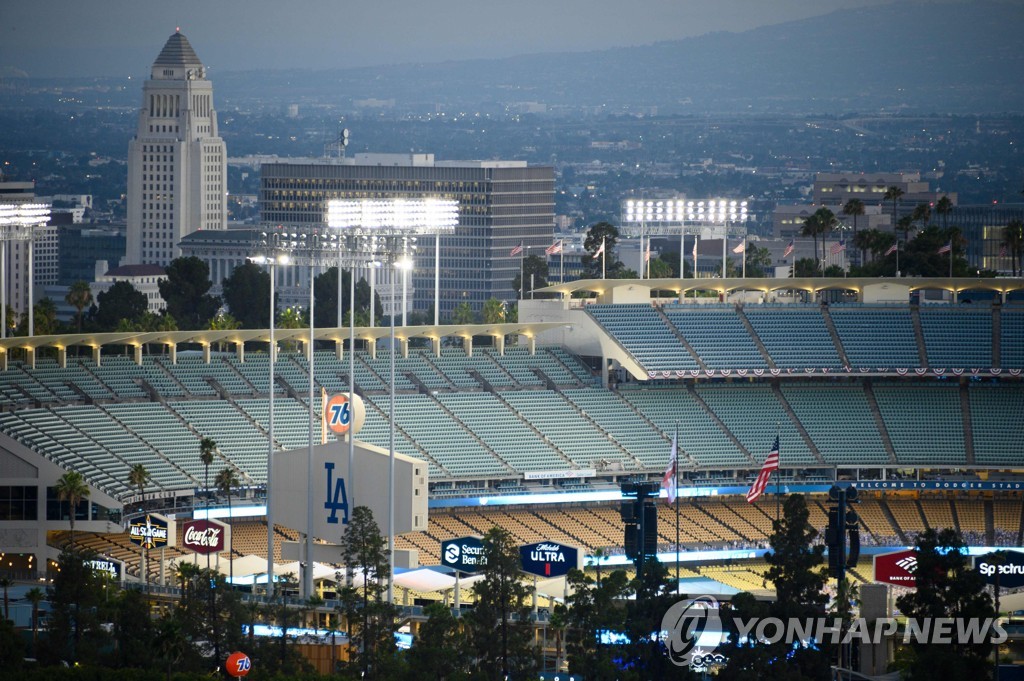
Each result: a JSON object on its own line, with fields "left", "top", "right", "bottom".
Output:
{"left": 0, "top": 296, "right": 1019, "bottom": 506}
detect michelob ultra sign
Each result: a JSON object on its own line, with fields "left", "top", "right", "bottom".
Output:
{"left": 519, "top": 541, "right": 580, "bottom": 578}
{"left": 127, "top": 513, "right": 174, "bottom": 550}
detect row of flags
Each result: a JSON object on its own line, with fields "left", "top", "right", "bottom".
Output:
{"left": 660, "top": 432, "right": 780, "bottom": 505}
{"left": 512, "top": 237, "right": 962, "bottom": 261}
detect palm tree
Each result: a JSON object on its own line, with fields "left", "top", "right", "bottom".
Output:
{"left": 128, "top": 464, "right": 150, "bottom": 584}
{"left": 25, "top": 586, "right": 44, "bottom": 655}
{"left": 1002, "top": 219, "right": 1024, "bottom": 277}
{"left": 883, "top": 185, "right": 905, "bottom": 233}
{"left": 155, "top": 615, "right": 190, "bottom": 681}
{"left": 55, "top": 471, "right": 90, "bottom": 551}
{"left": 911, "top": 202, "right": 932, "bottom": 230}
{"left": 215, "top": 467, "right": 240, "bottom": 584}
{"left": 935, "top": 195, "right": 954, "bottom": 230}
{"left": 0, "top": 577, "right": 11, "bottom": 622}
{"left": 65, "top": 280, "right": 93, "bottom": 333}
{"left": 801, "top": 213, "right": 823, "bottom": 272}
{"left": 814, "top": 207, "right": 839, "bottom": 267}
{"left": 842, "top": 199, "right": 866, "bottom": 264}
{"left": 199, "top": 437, "right": 217, "bottom": 572}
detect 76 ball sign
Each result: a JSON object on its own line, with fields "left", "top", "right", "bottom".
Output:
{"left": 323, "top": 393, "right": 365, "bottom": 436}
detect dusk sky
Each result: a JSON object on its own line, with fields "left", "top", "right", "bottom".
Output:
{"left": 2, "top": 0, "right": 899, "bottom": 78}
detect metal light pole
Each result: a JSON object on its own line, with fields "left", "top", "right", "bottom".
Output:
{"left": 304, "top": 231, "right": 317, "bottom": 601}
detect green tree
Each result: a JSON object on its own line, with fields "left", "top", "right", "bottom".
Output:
{"left": 564, "top": 567, "right": 630, "bottom": 679}
{"left": 406, "top": 601, "right": 471, "bottom": 680}
{"left": 718, "top": 494, "right": 831, "bottom": 681}
{"left": 842, "top": 199, "right": 866, "bottom": 263}
{"left": 648, "top": 256, "right": 673, "bottom": 278}
{"left": 215, "top": 467, "right": 240, "bottom": 583}
{"left": 935, "top": 195, "right": 954, "bottom": 229}
{"left": 24, "top": 586, "right": 44, "bottom": 657}
{"left": 895, "top": 528, "right": 997, "bottom": 680}
{"left": 481, "top": 298, "right": 507, "bottom": 323}
{"left": 800, "top": 212, "right": 827, "bottom": 271}
{"left": 0, "top": 618, "right": 24, "bottom": 670}
{"left": 451, "top": 301, "right": 475, "bottom": 325}
{"left": 54, "top": 471, "right": 90, "bottom": 550}
{"left": 512, "top": 254, "right": 550, "bottom": 298}
{"left": 128, "top": 463, "right": 149, "bottom": 584}
{"left": 28, "top": 297, "right": 59, "bottom": 335}
{"left": 745, "top": 244, "right": 773, "bottom": 277}
{"left": 65, "top": 280, "right": 93, "bottom": 332}
{"left": 94, "top": 280, "right": 148, "bottom": 331}
{"left": 912, "top": 202, "right": 932, "bottom": 230}
{"left": 113, "top": 586, "right": 155, "bottom": 669}
{"left": 158, "top": 256, "right": 221, "bottom": 330}
{"left": 222, "top": 261, "right": 271, "bottom": 328}
{"left": 464, "top": 526, "right": 537, "bottom": 680}
{"left": 884, "top": 185, "right": 905, "bottom": 235}
{"left": 1001, "top": 218, "right": 1024, "bottom": 276}
{"left": 154, "top": 614, "right": 189, "bottom": 681}
{"left": 583, "top": 221, "right": 620, "bottom": 277}
{"left": 339, "top": 506, "right": 398, "bottom": 679}
{"left": 45, "top": 548, "right": 111, "bottom": 665}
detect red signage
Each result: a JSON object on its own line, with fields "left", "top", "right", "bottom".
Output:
{"left": 181, "top": 519, "right": 226, "bottom": 555}
{"left": 873, "top": 549, "right": 918, "bottom": 588}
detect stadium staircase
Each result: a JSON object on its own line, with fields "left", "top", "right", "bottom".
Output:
{"left": 426, "top": 392, "right": 516, "bottom": 474}
{"left": 993, "top": 305, "right": 1002, "bottom": 367}
{"left": 861, "top": 381, "right": 898, "bottom": 464}
{"left": 948, "top": 499, "right": 962, "bottom": 536}
{"left": 909, "top": 306, "right": 929, "bottom": 366}
{"left": 959, "top": 383, "right": 976, "bottom": 465}
{"left": 548, "top": 380, "right": 644, "bottom": 469}
{"left": 913, "top": 499, "right": 930, "bottom": 530}
{"left": 734, "top": 306, "right": 777, "bottom": 370}
{"left": 487, "top": 390, "right": 577, "bottom": 469}
{"left": 770, "top": 384, "right": 825, "bottom": 465}
{"left": 652, "top": 306, "right": 707, "bottom": 371}
{"left": 361, "top": 395, "right": 454, "bottom": 477}
{"left": 878, "top": 499, "right": 909, "bottom": 544}
{"left": 153, "top": 358, "right": 192, "bottom": 396}
{"left": 819, "top": 305, "right": 851, "bottom": 367}
{"left": 685, "top": 384, "right": 757, "bottom": 466}
{"left": 984, "top": 500, "right": 995, "bottom": 546}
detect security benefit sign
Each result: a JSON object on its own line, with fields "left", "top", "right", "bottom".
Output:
{"left": 520, "top": 541, "right": 580, "bottom": 578}
{"left": 441, "top": 536, "right": 486, "bottom": 573}
{"left": 127, "top": 513, "right": 175, "bottom": 550}
{"left": 873, "top": 548, "right": 918, "bottom": 588}
{"left": 181, "top": 518, "right": 228, "bottom": 555}
{"left": 975, "top": 550, "right": 1024, "bottom": 589}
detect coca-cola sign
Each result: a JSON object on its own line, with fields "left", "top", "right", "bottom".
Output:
{"left": 181, "top": 519, "right": 226, "bottom": 555}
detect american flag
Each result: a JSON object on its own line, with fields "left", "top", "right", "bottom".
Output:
{"left": 692, "top": 237, "right": 698, "bottom": 258}
{"left": 885, "top": 242, "right": 898, "bottom": 256}
{"left": 937, "top": 240, "right": 952, "bottom": 255}
{"left": 510, "top": 243, "right": 523, "bottom": 257}
{"left": 746, "top": 436, "right": 780, "bottom": 503}
{"left": 830, "top": 240, "right": 846, "bottom": 255}
{"left": 732, "top": 241, "right": 746, "bottom": 254}
{"left": 661, "top": 430, "right": 678, "bottom": 505}
{"left": 783, "top": 240, "right": 794, "bottom": 258}
{"left": 594, "top": 239, "right": 605, "bottom": 258}
{"left": 545, "top": 240, "right": 563, "bottom": 256}
{"left": 644, "top": 243, "right": 651, "bottom": 262}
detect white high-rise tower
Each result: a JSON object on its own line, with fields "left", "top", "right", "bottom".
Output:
{"left": 126, "top": 31, "right": 226, "bottom": 266}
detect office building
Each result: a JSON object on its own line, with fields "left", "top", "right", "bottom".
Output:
{"left": 259, "top": 153, "right": 554, "bottom": 315}
{"left": 125, "top": 31, "right": 227, "bottom": 266}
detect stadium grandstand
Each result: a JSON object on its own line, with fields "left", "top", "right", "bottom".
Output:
{"left": 2, "top": 275, "right": 1023, "bottom": 603}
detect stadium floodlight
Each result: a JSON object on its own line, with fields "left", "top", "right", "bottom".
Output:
{"left": 0, "top": 203, "right": 51, "bottom": 338}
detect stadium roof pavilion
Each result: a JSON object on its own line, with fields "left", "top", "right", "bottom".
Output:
{"left": 536, "top": 276, "right": 1024, "bottom": 301}
{"left": 0, "top": 322, "right": 568, "bottom": 369}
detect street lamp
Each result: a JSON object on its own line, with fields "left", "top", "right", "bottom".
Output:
{"left": 326, "top": 198, "right": 456, "bottom": 603}
{"left": 252, "top": 230, "right": 295, "bottom": 598}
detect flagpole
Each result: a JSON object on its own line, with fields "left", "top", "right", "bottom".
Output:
{"left": 742, "top": 239, "right": 746, "bottom": 279}
{"left": 775, "top": 422, "right": 781, "bottom": 524}
{"left": 519, "top": 242, "right": 525, "bottom": 298}
{"left": 560, "top": 242, "right": 564, "bottom": 284}
{"left": 601, "top": 237, "right": 606, "bottom": 280}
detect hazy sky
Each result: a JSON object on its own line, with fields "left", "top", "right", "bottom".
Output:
{"left": 4, "top": 0, "right": 898, "bottom": 78}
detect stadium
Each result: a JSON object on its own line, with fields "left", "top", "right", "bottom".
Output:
{"left": 2, "top": 274, "right": 1024, "bottom": 671}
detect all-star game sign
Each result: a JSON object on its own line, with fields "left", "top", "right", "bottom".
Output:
{"left": 127, "top": 513, "right": 175, "bottom": 550}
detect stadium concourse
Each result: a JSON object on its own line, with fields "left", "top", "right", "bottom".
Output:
{"left": 1, "top": 275, "right": 1023, "bottom": 602}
